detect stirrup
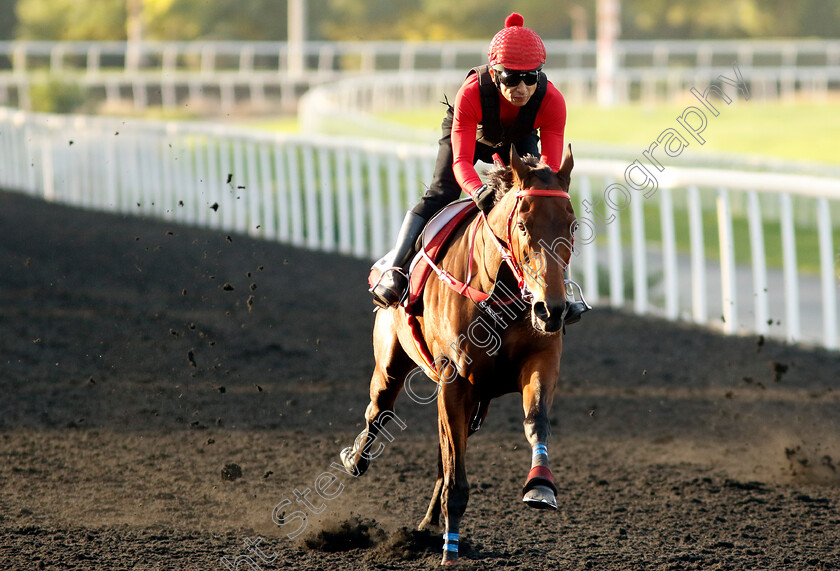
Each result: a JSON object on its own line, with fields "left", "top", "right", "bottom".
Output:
{"left": 563, "top": 279, "right": 591, "bottom": 325}
{"left": 369, "top": 267, "right": 409, "bottom": 308}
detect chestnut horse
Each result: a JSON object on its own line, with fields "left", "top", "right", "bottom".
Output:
{"left": 342, "top": 145, "right": 576, "bottom": 565}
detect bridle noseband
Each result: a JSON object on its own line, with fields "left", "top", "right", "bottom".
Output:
{"left": 421, "top": 185, "right": 573, "bottom": 306}
{"left": 479, "top": 186, "right": 572, "bottom": 303}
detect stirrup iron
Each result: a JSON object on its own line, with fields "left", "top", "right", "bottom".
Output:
{"left": 563, "top": 279, "right": 591, "bottom": 325}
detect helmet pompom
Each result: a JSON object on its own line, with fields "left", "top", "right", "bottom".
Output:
{"left": 488, "top": 13, "right": 546, "bottom": 70}
{"left": 505, "top": 13, "right": 524, "bottom": 28}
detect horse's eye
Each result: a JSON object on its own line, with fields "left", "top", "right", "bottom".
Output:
{"left": 517, "top": 221, "right": 527, "bottom": 234}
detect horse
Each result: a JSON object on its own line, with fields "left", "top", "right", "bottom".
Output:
{"left": 341, "top": 145, "right": 577, "bottom": 565}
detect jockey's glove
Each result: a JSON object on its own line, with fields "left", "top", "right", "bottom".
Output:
{"left": 473, "top": 184, "right": 495, "bottom": 214}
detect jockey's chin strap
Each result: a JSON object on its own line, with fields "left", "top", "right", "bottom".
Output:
{"left": 479, "top": 187, "right": 572, "bottom": 303}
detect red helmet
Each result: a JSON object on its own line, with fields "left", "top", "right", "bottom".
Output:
{"left": 487, "top": 13, "right": 546, "bottom": 71}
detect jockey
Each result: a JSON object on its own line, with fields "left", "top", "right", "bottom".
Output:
{"left": 370, "top": 13, "right": 587, "bottom": 326}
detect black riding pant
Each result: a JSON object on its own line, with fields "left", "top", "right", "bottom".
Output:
{"left": 410, "top": 105, "right": 541, "bottom": 221}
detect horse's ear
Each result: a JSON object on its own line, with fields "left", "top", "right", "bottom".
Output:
{"left": 510, "top": 146, "right": 529, "bottom": 186}
{"left": 558, "top": 143, "right": 574, "bottom": 177}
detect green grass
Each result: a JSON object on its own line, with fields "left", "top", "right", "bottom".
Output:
{"left": 235, "top": 116, "right": 301, "bottom": 133}
{"left": 248, "top": 100, "right": 840, "bottom": 166}
{"left": 567, "top": 100, "right": 840, "bottom": 166}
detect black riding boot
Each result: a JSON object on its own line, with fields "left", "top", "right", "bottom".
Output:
{"left": 370, "top": 211, "right": 426, "bottom": 308}
{"left": 563, "top": 301, "right": 590, "bottom": 325}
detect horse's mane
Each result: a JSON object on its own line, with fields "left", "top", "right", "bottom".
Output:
{"left": 483, "top": 154, "right": 558, "bottom": 206}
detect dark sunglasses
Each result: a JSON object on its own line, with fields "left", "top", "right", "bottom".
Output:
{"left": 494, "top": 67, "right": 541, "bottom": 87}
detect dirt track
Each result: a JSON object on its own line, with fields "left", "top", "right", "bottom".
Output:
{"left": 1, "top": 189, "right": 839, "bottom": 570}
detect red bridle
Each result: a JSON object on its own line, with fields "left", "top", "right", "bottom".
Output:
{"left": 421, "top": 186, "right": 573, "bottom": 306}
{"left": 407, "top": 186, "right": 573, "bottom": 381}
{"left": 475, "top": 186, "right": 572, "bottom": 303}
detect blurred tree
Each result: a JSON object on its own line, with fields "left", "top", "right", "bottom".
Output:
{"left": 146, "top": 0, "right": 279, "bottom": 40}
{"left": 13, "top": 0, "right": 330, "bottom": 41}
{"left": 319, "top": 0, "right": 423, "bottom": 41}
{"left": 0, "top": 0, "right": 18, "bottom": 40}
{"left": 755, "top": 0, "right": 840, "bottom": 38}
{"left": 320, "top": 0, "right": 584, "bottom": 41}
{"left": 142, "top": 0, "right": 329, "bottom": 41}
{"left": 9, "top": 0, "right": 840, "bottom": 42}
{"left": 622, "top": 0, "right": 770, "bottom": 39}
{"left": 620, "top": 0, "right": 839, "bottom": 39}
{"left": 16, "top": 0, "right": 127, "bottom": 40}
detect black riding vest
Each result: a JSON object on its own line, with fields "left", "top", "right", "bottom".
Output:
{"left": 468, "top": 64, "right": 548, "bottom": 149}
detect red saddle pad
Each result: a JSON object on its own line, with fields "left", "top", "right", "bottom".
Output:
{"left": 406, "top": 199, "right": 478, "bottom": 312}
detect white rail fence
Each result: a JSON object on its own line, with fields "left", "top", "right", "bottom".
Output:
{"left": 4, "top": 39, "right": 840, "bottom": 76}
{"left": 1, "top": 106, "right": 838, "bottom": 349}
{"left": 2, "top": 39, "right": 839, "bottom": 111}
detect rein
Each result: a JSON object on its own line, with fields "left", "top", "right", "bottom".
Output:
{"left": 498, "top": 188, "right": 572, "bottom": 303}
{"left": 423, "top": 186, "right": 571, "bottom": 305}
{"left": 409, "top": 185, "right": 572, "bottom": 382}
{"left": 481, "top": 187, "right": 572, "bottom": 303}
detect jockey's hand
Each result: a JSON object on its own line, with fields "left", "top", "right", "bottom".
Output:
{"left": 473, "top": 184, "right": 495, "bottom": 214}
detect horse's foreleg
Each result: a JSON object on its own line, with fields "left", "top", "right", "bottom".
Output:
{"left": 437, "top": 376, "right": 471, "bottom": 565}
{"left": 521, "top": 372, "right": 559, "bottom": 510}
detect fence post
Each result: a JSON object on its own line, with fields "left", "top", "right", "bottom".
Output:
{"left": 302, "top": 144, "right": 319, "bottom": 249}
{"left": 606, "top": 178, "right": 624, "bottom": 308}
{"left": 686, "top": 186, "right": 706, "bottom": 324}
{"left": 334, "top": 148, "right": 351, "bottom": 254}
{"left": 232, "top": 138, "right": 248, "bottom": 233}
{"left": 205, "top": 135, "right": 221, "bottom": 229}
{"left": 816, "top": 198, "right": 838, "bottom": 350}
{"left": 286, "top": 145, "right": 304, "bottom": 247}
{"left": 258, "top": 143, "right": 276, "bottom": 240}
{"left": 779, "top": 193, "right": 800, "bottom": 342}
{"left": 630, "top": 181, "right": 647, "bottom": 314}
{"left": 318, "top": 147, "right": 335, "bottom": 251}
{"left": 367, "top": 153, "right": 385, "bottom": 258}
{"left": 386, "top": 155, "right": 402, "bottom": 246}
{"left": 246, "top": 140, "right": 262, "bottom": 237}
{"left": 350, "top": 149, "right": 367, "bottom": 258}
{"left": 272, "top": 142, "right": 289, "bottom": 242}
{"left": 578, "top": 176, "right": 599, "bottom": 303}
{"left": 660, "top": 186, "right": 679, "bottom": 319}
{"left": 716, "top": 188, "right": 737, "bottom": 334}
{"left": 746, "top": 191, "right": 769, "bottom": 335}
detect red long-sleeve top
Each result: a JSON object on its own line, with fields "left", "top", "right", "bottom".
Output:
{"left": 451, "top": 73, "right": 567, "bottom": 196}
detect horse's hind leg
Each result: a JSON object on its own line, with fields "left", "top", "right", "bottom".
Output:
{"left": 418, "top": 446, "right": 443, "bottom": 531}
{"left": 421, "top": 398, "right": 485, "bottom": 532}
{"left": 340, "top": 310, "right": 413, "bottom": 476}
{"left": 437, "top": 372, "right": 473, "bottom": 565}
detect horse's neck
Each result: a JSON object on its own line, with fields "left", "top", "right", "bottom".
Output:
{"left": 473, "top": 197, "right": 515, "bottom": 292}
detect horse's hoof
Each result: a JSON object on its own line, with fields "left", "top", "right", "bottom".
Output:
{"left": 339, "top": 446, "right": 366, "bottom": 476}
{"left": 522, "top": 484, "right": 557, "bottom": 510}
{"left": 417, "top": 518, "right": 439, "bottom": 532}
{"left": 441, "top": 552, "right": 459, "bottom": 565}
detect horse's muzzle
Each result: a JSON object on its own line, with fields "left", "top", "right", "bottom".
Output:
{"left": 532, "top": 300, "right": 565, "bottom": 333}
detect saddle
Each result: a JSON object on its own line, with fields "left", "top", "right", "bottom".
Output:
{"left": 366, "top": 199, "right": 477, "bottom": 314}
{"left": 405, "top": 198, "right": 477, "bottom": 313}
